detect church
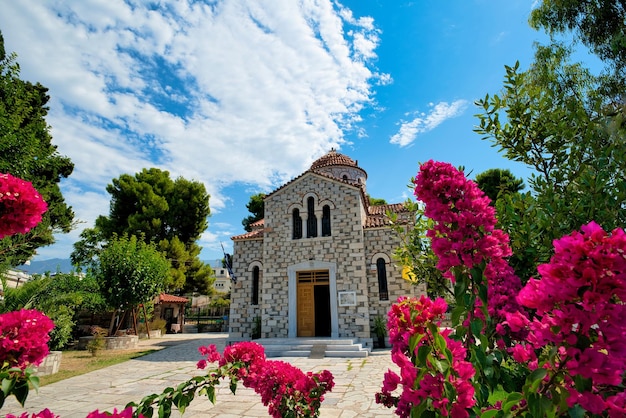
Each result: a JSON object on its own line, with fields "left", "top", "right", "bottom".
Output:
{"left": 228, "top": 149, "right": 424, "bottom": 348}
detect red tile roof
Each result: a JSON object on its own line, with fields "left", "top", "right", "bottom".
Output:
{"left": 365, "top": 203, "right": 413, "bottom": 229}
{"left": 310, "top": 149, "right": 358, "bottom": 170}
{"left": 158, "top": 293, "right": 189, "bottom": 304}
{"left": 232, "top": 228, "right": 264, "bottom": 241}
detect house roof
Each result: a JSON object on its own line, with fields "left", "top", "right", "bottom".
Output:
{"left": 158, "top": 293, "right": 189, "bottom": 304}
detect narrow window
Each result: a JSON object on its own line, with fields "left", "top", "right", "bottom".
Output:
{"left": 321, "top": 205, "right": 331, "bottom": 236}
{"left": 306, "top": 197, "right": 317, "bottom": 238}
{"left": 377, "top": 258, "right": 389, "bottom": 301}
{"left": 252, "top": 266, "right": 259, "bottom": 305}
{"left": 292, "top": 209, "right": 302, "bottom": 239}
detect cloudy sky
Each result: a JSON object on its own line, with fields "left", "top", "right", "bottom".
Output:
{"left": 1, "top": 1, "right": 553, "bottom": 265}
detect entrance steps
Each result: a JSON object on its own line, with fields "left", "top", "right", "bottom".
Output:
{"left": 253, "top": 337, "right": 370, "bottom": 358}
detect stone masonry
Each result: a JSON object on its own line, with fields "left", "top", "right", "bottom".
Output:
{"left": 229, "top": 150, "right": 425, "bottom": 347}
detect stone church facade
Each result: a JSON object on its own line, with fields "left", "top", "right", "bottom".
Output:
{"left": 228, "top": 150, "right": 425, "bottom": 347}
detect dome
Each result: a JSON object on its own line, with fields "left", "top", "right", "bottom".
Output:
{"left": 310, "top": 148, "right": 358, "bottom": 171}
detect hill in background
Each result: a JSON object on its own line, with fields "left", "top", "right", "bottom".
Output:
{"left": 19, "top": 258, "right": 74, "bottom": 275}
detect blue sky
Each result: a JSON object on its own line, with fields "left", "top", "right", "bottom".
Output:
{"left": 1, "top": 1, "right": 553, "bottom": 265}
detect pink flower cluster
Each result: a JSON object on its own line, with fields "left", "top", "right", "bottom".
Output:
{"left": 7, "top": 409, "right": 58, "bottom": 418}
{"left": 377, "top": 296, "right": 476, "bottom": 418}
{"left": 197, "top": 342, "right": 334, "bottom": 418}
{"left": 512, "top": 222, "right": 626, "bottom": 416}
{"left": 0, "top": 309, "right": 55, "bottom": 370}
{"left": 11, "top": 408, "right": 141, "bottom": 418}
{"left": 414, "top": 160, "right": 524, "bottom": 328}
{"left": 0, "top": 173, "right": 48, "bottom": 239}
{"left": 85, "top": 408, "right": 137, "bottom": 418}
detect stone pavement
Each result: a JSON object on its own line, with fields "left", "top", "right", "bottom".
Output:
{"left": 3, "top": 333, "right": 398, "bottom": 418}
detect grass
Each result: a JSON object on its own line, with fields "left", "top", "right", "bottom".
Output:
{"left": 38, "top": 348, "right": 157, "bottom": 386}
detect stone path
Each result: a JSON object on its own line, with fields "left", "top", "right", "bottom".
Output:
{"left": 3, "top": 333, "right": 398, "bottom": 417}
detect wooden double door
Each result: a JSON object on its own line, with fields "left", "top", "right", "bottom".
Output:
{"left": 296, "top": 270, "right": 331, "bottom": 337}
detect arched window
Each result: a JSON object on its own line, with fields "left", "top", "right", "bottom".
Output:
{"left": 292, "top": 209, "right": 302, "bottom": 239}
{"left": 306, "top": 197, "right": 317, "bottom": 238}
{"left": 252, "top": 266, "right": 260, "bottom": 305}
{"left": 321, "top": 205, "right": 331, "bottom": 236}
{"left": 377, "top": 258, "right": 388, "bottom": 301}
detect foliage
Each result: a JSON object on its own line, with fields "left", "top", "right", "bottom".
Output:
{"left": 72, "top": 168, "right": 212, "bottom": 293}
{"left": 242, "top": 193, "right": 265, "bottom": 232}
{"left": 372, "top": 315, "right": 386, "bottom": 338}
{"left": 368, "top": 195, "right": 388, "bottom": 206}
{"left": 86, "top": 326, "right": 107, "bottom": 357}
{"left": 530, "top": 0, "right": 626, "bottom": 73}
{"left": 377, "top": 160, "right": 626, "bottom": 417}
{"left": 389, "top": 196, "right": 449, "bottom": 300}
{"left": 474, "top": 168, "right": 524, "bottom": 204}
{"left": 0, "top": 309, "right": 54, "bottom": 408}
{"left": 0, "top": 32, "right": 74, "bottom": 267}
{"left": 127, "top": 342, "right": 334, "bottom": 418}
{"left": 96, "top": 235, "right": 169, "bottom": 309}
{"left": 251, "top": 315, "right": 261, "bottom": 339}
{"left": 475, "top": 44, "right": 626, "bottom": 283}
{"left": 2, "top": 273, "right": 106, "bottom": 350}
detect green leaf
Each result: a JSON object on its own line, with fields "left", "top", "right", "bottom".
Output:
{"left": 206, "top": 385, "right": 216, "bottom": 404}
{"left": 1, "top": 377, "right": 15, "bottom": 397}
{"left": 502, "top": 392, "right": 524, "bottom": 413}
{"left": 417, "top": 345, "right": 431, "bottom": 366}
{"left": 28, "top": 375, "right": 40, "bottom": 392}
{"left": 480, "top": 410, "right": 500, "bottom": 418}
{"left": 12, "top": 380, "right": 29, "bottom": 407}
{"left": 568, "top": 405, "right": 585, "bottom": 418}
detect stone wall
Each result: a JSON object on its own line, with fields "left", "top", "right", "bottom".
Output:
{"left": 33, "top": 351, "right": 62, "bottom": 376}
{"left": 364, "top": 227, "right": 427, "bottom": 338}
{"left": 263, "top": 175, "right": 370, "bottom": 339}
{"left": 230, "top": 238, "right": 263, "bottom": 341}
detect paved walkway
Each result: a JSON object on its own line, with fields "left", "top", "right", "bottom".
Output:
{"left": 3, "top": 334, "right": 398, "bottom": 417}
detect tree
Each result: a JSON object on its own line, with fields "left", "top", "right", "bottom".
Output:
{"left": 0, "top": 31, "right": 74, "bottom": 267}
{"left": 96, "top": 235, "right": 169, "bottom": 309}
{"left": 367, "top": 195, "right": 388, "bottom": 206}
{"left": 530, "top": 0, "right": 626, "bottom": 73}
{"left": 242, "top": 193, "right": 265, "bottom": 232}
{"left": 475, "top": 43, "right": 626, "bottom": 282}
{"left": 96, "top": 168, "right": 209, "bottom": 244}
{"left": 474, "top": 168, "right": 524, "bottom": 204}
{"left": 72, "top": 168, "right": 213, "bottom": 293}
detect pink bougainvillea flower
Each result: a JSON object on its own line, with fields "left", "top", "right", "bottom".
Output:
{"left": 6, "top": 409, "right": 59, "bottom": 418}
{"left": 413, "top": 160, "right": 526, "bottom": 332}
{"left": 0, "top": 309, "right": 55, "bottom": 369}
{"left": 86, "top": 407, "right": 140, "bottom": 418}
{"left": 0, "top": 173, "right": 48, "bottom": 239}
{"left": 517, "top": 221, "right": 626, "bottom": 415}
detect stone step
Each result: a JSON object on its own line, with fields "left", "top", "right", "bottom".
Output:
{"left": 253, "top": 337, "right": 370, "bottom": 358}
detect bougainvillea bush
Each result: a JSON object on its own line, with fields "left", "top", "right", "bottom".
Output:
{"left": 376, "top": 160, "right": 626, "bottom": 417}
{"left": 0, "top": 173, "right": 48, "bottom": 239}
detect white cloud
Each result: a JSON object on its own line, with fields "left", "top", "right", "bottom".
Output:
{"left": 0, "top": 0, "right": 386, "bottom": 258}
{"left": 389, "top": 100, "right": 468, "bottom": 147}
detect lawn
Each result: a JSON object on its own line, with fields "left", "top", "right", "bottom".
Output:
{"left": 38, "top": 348, "right": 157, "bottom": 386}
